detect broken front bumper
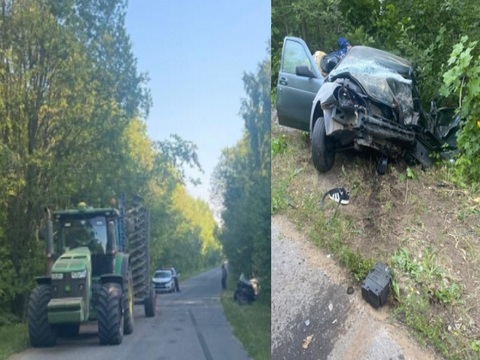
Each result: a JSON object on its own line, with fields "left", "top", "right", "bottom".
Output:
{"left": 325, "top": 106, "right": 416, "bottom": 151}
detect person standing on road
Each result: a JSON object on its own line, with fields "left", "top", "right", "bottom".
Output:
{"left": 172, "top": 267, "right": 180, "bottom": 292}
{"left": 221, "top": 262, "right": 228, "bottom": 290}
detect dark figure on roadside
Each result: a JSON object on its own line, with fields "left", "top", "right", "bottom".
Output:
{"left": 233, "top": 274, "right": 259, "bottom": 305}
{"left": 320, "top": 37, "right": 352, "bottom": 74}
{"left": 171, "top": 267, "right": 180, "bottom": 292}
{"left": 221, "top": 262, "right": 228, "bottom": 290}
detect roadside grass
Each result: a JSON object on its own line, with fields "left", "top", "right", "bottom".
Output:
{"left": 221, "top": 286, "right": 271, "bottom": 360}
{"left": 0, "top": 323, "right": 29, "bottom": 360}
{"left": 272, "top": 116, "right": 480, "bottom": 359}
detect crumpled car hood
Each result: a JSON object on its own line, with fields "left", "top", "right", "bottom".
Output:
{"left": 329, "top": 46, "right": 418, "bottom": 126}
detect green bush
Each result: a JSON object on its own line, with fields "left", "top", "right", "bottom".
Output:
{"left": 441, "top": 36, "right": 480, "bottom": 183}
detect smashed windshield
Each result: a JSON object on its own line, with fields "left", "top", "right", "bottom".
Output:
{"left": 61, "top": 216, "right": 107, "bottom": 254}
{"left": 329, "top": 46, "right": 418, "bottom": 125}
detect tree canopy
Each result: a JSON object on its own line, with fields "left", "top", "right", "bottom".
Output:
{"left": 0, "top": 0, "right": 221, "bottom": 322}
{"left": 212, "top": 52, "right": 271, "bottom": 302}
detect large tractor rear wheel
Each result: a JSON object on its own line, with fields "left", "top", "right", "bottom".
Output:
{"left": 98, "top": 283, "right": 123, "bottom": 345}
{"left": 28, "top": 285, "right": 57, "bottom": 347}
{"left": 144, "top": 286, "right": 156, "bottom": 317}
{"left": 123, "top": 273, "right": 134, "bottom": 335}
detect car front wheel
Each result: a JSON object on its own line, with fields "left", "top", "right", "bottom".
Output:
{"left": 312, "top": 116, "right": 335, "bottom": 172}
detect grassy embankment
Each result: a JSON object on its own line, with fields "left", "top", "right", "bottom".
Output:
{"left": 221, "top": 277, "right": 271, "bottom": 360}
{"left": 272, "top": 117, "right": 480, "bottom": 360}
{"left": 0, "top": 323, "right": 29, "bottom": 360}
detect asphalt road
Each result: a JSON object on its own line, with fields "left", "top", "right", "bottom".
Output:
{"left": 10, "top": 267, "right": 250, "bottom": 360}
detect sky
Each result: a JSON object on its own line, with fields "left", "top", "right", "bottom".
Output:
{"left": 125, "top": 1, "right": 271, "bottom": 206}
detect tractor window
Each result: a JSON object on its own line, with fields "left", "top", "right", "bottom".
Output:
{"left": 62, "top": 216, "right": 107, "bottom": 254}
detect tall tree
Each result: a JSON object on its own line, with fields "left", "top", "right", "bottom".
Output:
{"left": 0, "top": 0, "right": 150, "bottom": 317}
{"left": 212, "top": 53, "right": 271, "bottom": 300}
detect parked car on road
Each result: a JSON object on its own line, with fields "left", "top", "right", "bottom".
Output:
{"left": 276, "top": 36, "right": 459, "bottom": 173}
{"left": 152, "top": 269, "right": 176, "bottom": 293}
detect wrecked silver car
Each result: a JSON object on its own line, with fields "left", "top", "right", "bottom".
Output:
{"left": 276, "top": 36, "right": 458, "bottom": 173}
{"left": 312, "top": 46, "right": 418, "bottom": 172}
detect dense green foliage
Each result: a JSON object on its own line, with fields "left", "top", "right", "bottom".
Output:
{"left": 440, "top": 36, "right": 480, "bottom": 183}
{"left": 212, "top": 54, "right": 271, "bottom": 301}
{"left": 0, "top": 0, "right": 221, "bottom": 325}
{"left": 272, "top": 0, "right": 480, "bottom": 181}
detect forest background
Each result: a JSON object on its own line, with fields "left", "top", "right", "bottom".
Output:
{"left": 0, "top": 0, "right": 271, "bottom": 330}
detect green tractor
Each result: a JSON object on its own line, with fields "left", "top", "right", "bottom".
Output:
{"left": 28, "top": 200, "right": 156, "bottom": 347}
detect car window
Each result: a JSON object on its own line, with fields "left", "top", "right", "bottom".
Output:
{"left": 281, "top": 39, "right": 312, "bottom": 74}
{"left": 154, "top": 271, "right": 170, "bottom": 279}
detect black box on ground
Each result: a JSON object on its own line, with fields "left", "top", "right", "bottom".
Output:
{"left": 361, "top": 262, "right": 391, "bottom": 309}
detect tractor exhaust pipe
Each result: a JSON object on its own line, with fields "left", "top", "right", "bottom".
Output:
{"left": 44, "top": 207, "right": 54, "bottom": 274}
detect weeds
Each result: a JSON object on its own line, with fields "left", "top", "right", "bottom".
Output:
{"left": 389, "top": 248, "right": 473, "bottom": 358}
{"left": 391, "top": 248, "right": 461, "bottom": 305}
{"left": 471, "top": 340, "right": 480, "bottom": 353}
{"left": 0, "top": 323, "right": 28, "bottom": 360}
{"left": 272, "top": 114, "right": 479, "bottom": 359}
{"left": 272, "top": 166, "right": 304, "bottom": 214}
{"left": 221, "top": 289, "right": 270, "bottom": 360}
{"left": 271, "top": 134, "right": 288, "bottom": 156}
{"left": 398, "top": 166, "right": 419, "bottom": 182}
{"left": 393, "top": 294, "right": 451, "bottom": 356}
{"left": 272, "top": 181, "right": 288, "bottom": 214}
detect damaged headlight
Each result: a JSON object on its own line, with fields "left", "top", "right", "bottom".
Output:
{"left": 71, "top": 270, "right": 87, "bottom": 279}
{"left": 335, "top": 86, "right": 365, "bottom": 110}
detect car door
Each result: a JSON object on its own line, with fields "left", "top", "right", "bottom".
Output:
{"left": 277, "top": 37, "right": 324, "bottom": 132}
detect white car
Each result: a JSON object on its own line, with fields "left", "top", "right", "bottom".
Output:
{"left": 152, "top": 269, "right": 175, "bottom": 293}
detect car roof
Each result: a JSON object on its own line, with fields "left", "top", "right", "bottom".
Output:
{"left": 154, "top": 269, "right": 170, "bottom": 274}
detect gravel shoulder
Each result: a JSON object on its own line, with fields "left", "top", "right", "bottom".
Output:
{"left": 272, "top": 215, "right": 441, "bottom": 360}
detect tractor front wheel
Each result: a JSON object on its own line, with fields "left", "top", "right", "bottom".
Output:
{"left": 98, "top": 283, "right": 123, "bottom": 345}
{"left": 28, "top": 285, "right": 57, "bottom": 347}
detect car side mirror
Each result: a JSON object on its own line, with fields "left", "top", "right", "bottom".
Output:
{"left": 296, "top": 65, "right": 316, "bottom": 78}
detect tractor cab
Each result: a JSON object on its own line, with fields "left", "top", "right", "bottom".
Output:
{"left": 59, "top": 216, "right": 107, "bottom": 254}
{"left": 52, "top": 204, "right": 123, "bottom": 278}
